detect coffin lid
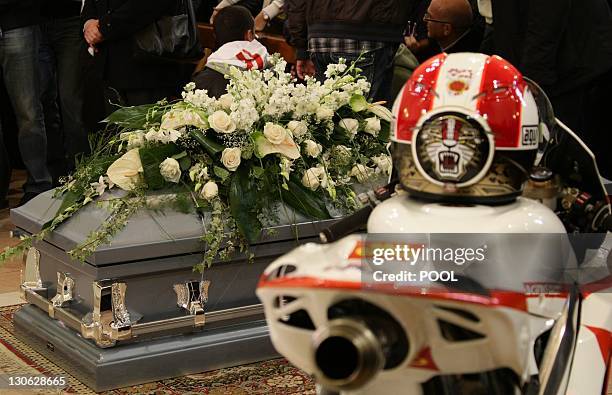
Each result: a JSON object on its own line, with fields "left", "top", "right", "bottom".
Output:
{"left": 11, "top": 190, "right": 338, "bottom": 266}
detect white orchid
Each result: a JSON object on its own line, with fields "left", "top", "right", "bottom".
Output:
{"left": 90, "top": 175, "right": 108, "bottom": 196}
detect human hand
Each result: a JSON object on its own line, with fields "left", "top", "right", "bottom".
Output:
{"left": 254, "top": 12, "right": 268, "bottom": 32}
{"left": 404, "top": 35, "right": 418, "bottom": 51}
{"left": 84, "top": 19, "right": 103, "bottom": 46}
{"left": 296, "top": 59, "right": 315, "bottom": 80}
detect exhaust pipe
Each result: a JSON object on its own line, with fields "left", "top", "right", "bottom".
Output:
{"left": 311, "top": 318, "right": 385, "bottom": 391}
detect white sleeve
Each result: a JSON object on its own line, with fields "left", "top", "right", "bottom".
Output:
{"left": 262, "top": 0, "right": 284, "bottom": 19}
{"left": 215, "top": 0, "right": 241, "bottom": 9}
{"left": 477, "top": 0, "right": 493, "bottom": 24}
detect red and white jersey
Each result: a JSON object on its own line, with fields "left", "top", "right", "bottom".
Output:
{"left": 392, "top": 53, "right": 539, "bottom": 151}
{"left": 206, "top": 40, "right": 268, "bottom": 71}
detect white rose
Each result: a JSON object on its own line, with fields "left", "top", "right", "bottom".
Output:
{"left": 339, "top": 118, "right": 359, "bottom": 138}
{"left": 159, "top": 157, "right": 182, "bottom": 183}
{"left": 209, "top": 110, "right": 236, "bottom": 134}
{"left": 200, "top": 181, "right": 219, "bottom": 200}
{"left": 263, "top": 122, "right": 287, "bottom": 145}
{"left": 286, "top": 120, "right": 308, "bottom": 137}
{"left": 372, "top": 154, "right": 393, "bottom": 175}
{"left": 221, "top": 147, "right": 241, "bottom": 171}
{"left": 316, "top": 106, "right": 334, "bottom": 120}
{"left": 364, "top": 117, "right": 381, "bottom": 136}
{"left": 304, "top": 140, "right": 322, "bottom": 158}
{"left": 301, "top": 167, "right": 323, "bottom": 190}
{"left": 350, "top": 164, "right": 373, "bottom": 183}
{"left": 218, "top": 93, "right": 234, "bottom": 110}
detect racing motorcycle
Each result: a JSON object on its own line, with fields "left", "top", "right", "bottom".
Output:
{"left": 256, "top": 53, "right": 612, "bottom": 394}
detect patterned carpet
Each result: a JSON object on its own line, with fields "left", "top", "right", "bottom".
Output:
{"left": 0, "top": 305, "right": 315, "bottom": 394}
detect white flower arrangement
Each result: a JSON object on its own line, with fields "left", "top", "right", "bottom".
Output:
{"left": 4, "top": 55, "right": 393, "bottom": 269}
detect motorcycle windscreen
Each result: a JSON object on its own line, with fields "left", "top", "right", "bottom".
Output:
{"left": 526, "top": 77, "right": 609, "bottom": 205}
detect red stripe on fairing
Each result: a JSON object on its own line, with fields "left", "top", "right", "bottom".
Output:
{"left": 395, "top": 53, "right": 447, "bottom": 142}
{"left": 476, "top": 55, "right": 527, "bottom": 148}
{"left": 581, "top": 275, "right": 612, "bottom": 298}
{"left": 258, "top": 276, "right": 529, "bottom": 311}
{"left": 585, "top": 325, "right": 612, "bottom": 364}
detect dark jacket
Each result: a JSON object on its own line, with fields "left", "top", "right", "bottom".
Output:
{"left": 192, "top": 67, "right": 228, "bottom": 98}
{"left": 0, "top": 0, "right": 41, "bottom": 31}
{"left": 42, "top": 0, "right": 81, "bottom": 19}
{"left": 286, "top": 0, "right": 413, "bottom": 59}
{"left": 81, "top": 0, "right": 184, "bottom": 90}
{"left": 489, "top": 0, "right": 612, "bottom": 97}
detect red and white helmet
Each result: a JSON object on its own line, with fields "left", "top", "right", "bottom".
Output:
{"left": 392, "top": 53, "right": 540, "bottom": 204}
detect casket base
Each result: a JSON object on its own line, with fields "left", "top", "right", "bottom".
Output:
{"left": 14, "top": 304, "right": 278, "bottom": 392}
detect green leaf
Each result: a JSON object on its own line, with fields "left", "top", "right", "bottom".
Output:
{"left": 229, "top": 167, "right": 262, "bottom": 243}
{"left": 281, "top": 177, "right": 331, "bottom": 220}
{"left": 214, "top": 166, "right": 230, "bottom": 181}
{"left": 189, "top": 130, "right": 224, "bottom": 155}
{"left": 172, "top": 151, "right": 188, "bottom": 160}
{"left": 179, "top": 156, "right": 192, "bottom": 171}
{"left": 42, "top": 190, "right": 81, "bottom": 230}
{"left": 378, "top": 120, "right": 391, "bottom": 142}
{"left": 139, "top": 144, "right": 181, "bottom": 190}
{"left": 252, "top": 166, "right": 265, "bottom": 179}
{"left": 349, "top": 94, "right": 368, "bottom": 112}
{"left": 103, "top": 104, "right": 163, "bottom": 129}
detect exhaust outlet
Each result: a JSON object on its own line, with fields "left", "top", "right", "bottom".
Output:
{"left": 312, "top": 318, "right": 385, "bottom": 391}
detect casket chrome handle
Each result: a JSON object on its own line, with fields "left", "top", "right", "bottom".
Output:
{"left": 20, "top": 247, "right": 44, "bottom": 301}
{"left": 21, "top": 285, "right": 264, "bottom": 348}
{"left": 174, "top": 280, "right": 211, "bottom": 326}
{"left": 49, "top": 272, "right": 75, "bottom": 315}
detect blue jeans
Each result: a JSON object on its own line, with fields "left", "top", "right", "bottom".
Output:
{"left": 0, "top": 25, "right": 52, "bottom": 198}
{"left": 312, "top": 44, "right": 398, "bottom": 105}
{"left": 40, "top": 16, "right": 88, "bottom": 174}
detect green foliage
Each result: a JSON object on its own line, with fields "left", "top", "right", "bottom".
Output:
{"left": 229, "top": 167, "right": 262, "bottom": 243}
{"left": 189, "top": 129, "right": 224, "bottom": 155}
{"left": 69, "top": 195, "right": 146, "bottom": 262}
{"left": 281, "top": 177, "right": 331, "bottom": 220}
{"left": 139, "top": 144, "right": 181, "bottom": 189}
{"left": 103, "top": 103, "right": 166, "bottom": 129}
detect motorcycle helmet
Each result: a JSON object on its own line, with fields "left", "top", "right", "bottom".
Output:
{"left": 391, "top": 53, "right": 541, "bottom": 204}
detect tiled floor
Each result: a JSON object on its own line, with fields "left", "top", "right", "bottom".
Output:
{"left": 0, "top": 170, "right": 26, "bottom": 302}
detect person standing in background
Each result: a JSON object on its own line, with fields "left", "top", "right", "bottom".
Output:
{"left": 483, "top": 0, "right": 612, "bottom": 178}
{"left": 423, "top": 0, "right": 482, "bottom": 55}
{"left": 40, "top": 0, "right": 88, "bottom": 181}
{"left": 0, "top": 0, "right": 52, "bottom": 207}
{"left": 286, "top": 0, "right": 412, "bottom": 104}
{"left": 82, "top": 0, "right": 191, "bottom": 111}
